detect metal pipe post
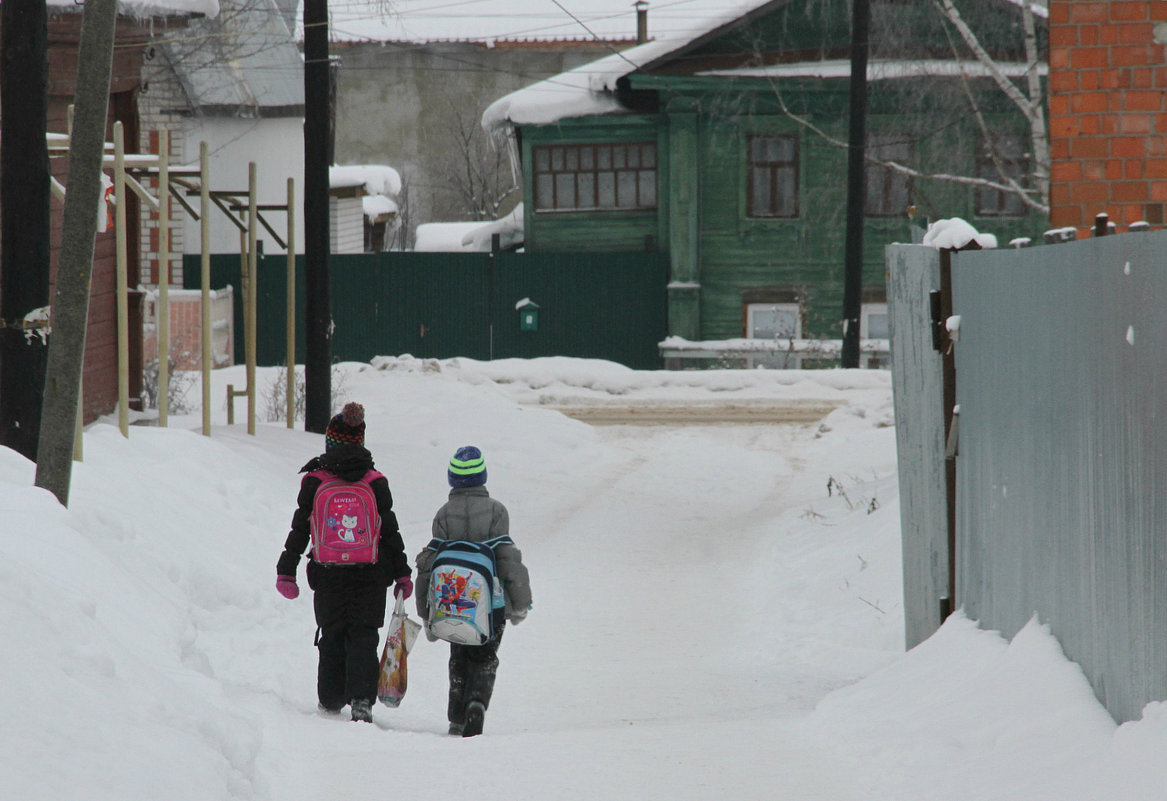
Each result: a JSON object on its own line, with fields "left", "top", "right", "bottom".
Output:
{"left": 286, "top": 177, "right": 296, "bottom": 428}
{"left": 114, "top": 121, "right": 129, "bottom": 436}
{"left": 158, "top": 128, "right": 170, "bottom": 426}
{"left": 247, "top": 161, "right": 258, "bottom": 435}
{"left": 200, "top": 142, "right": 212, "bottom": 436}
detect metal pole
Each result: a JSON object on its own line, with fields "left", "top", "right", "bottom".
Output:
{"left": 286, "top": 177, "right": 296, "bottom": 428}
{"left": 114, "top": 121, "right": 129, "bottom": 436}
{"left": 304, "top": 0, "right": 332, "bottom": 433}
{"left": 247, "top": 161, "right": 258, "bottom": 435}
{"left": 200, "top": 142, "right": 212, "bottom": 436}
{"left": 841, "top": 0, "right": 870, "bottom": 368}
{"left": 158, "top": 129, "right": 170, "bottom": 426}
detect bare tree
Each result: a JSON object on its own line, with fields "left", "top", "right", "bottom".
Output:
{"left": 425, "top": 93, "right": 519, "bottom": 222}
{"left": 932, "top": 0, "right": 1048, "bottom": 210}
{"left": 757, "top": 0, "right": 1049, "bottom": 216}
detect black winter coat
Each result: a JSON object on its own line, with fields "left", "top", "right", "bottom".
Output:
{"left": 276, "top": 444, "right": 411, "bottom": 595}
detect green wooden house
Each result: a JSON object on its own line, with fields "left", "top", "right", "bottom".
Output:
{"left": 483, "top": 0, "right": 1049, "bottom": 351}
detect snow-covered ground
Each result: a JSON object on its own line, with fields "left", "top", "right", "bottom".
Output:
{"left": 3, "top": 355, "right": 1166, "bottom": 799}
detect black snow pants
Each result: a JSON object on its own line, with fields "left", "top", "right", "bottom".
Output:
{"left": 448, "top": 622, "right": 506, "bottom": 726}
{"left": 309, "top": 563, "right": 388, "bottom": 709}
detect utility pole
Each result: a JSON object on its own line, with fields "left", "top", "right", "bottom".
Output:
{"left": 34, "top": 0, "right": 117, "bottom": 504}
{"left": 841, "top": 0, "right": 870, "bottom": 369}
{"left": 1, "top": 0, "right": 51, "bottom": 460}
{"left": 303, "top": 0, "right": 331, "bottom": 432}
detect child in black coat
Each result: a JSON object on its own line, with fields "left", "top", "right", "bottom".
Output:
{"left": 276, "top": 403, "right": 412, "bottom": 723}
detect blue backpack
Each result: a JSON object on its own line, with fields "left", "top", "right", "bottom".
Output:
{"left": 426, "top": 536, "right": 511, "bottom": 646}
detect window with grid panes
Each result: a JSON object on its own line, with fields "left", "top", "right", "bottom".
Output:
{"left": 976, "top": 132, "right": 1027, "bottom": 217}
{"left": 532, "top": 143, "right": 657, "bottom": 212}
{"left": 747, "top": 134, "right": 799, "bottom": 218}
{"left": 865, "top": 134, "right": 912, "bottom": 217}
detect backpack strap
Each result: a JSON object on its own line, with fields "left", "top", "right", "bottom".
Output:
{"left": 306, "top": 469, "right": 381, "bottom": 485}
{"left": 426, "top": 535, "right": 513, "bottom": 552}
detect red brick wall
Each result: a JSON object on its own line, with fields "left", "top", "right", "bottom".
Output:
{"left": 45, "top": 17, "right": 148, "bottom": 423}
{"left": 1048, "top": 1, "right": 1167, "bottom": 233}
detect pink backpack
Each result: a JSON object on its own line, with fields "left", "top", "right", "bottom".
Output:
{"left": 307, "top": 469, "right": 383, "bottom": 565}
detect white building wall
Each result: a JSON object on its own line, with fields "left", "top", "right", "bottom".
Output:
{"left": 330, "top": 196, "right": 365, "bottom": 254}
{"left": 177, "top": 117, "right": 306, "bottom": 257}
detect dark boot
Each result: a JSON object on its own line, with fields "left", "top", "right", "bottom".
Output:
{"left": 350, "top": 698, "right": 373, "bottom": 723}
{"left": 462, "top": 701, "right": 485, "bottom": 737}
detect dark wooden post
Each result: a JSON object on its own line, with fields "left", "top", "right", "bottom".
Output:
{"left": 0, "top": 0, "right": 51, "bottom": 460}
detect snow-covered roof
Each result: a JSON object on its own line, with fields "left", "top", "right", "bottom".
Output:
{"left": 163, "top": 0, "right": 300, "bottom": 115}
{"left": 482, "top": 0, "right": 774, "bottom": 135}
{"left": 329, "top": 164, "right": 401, "bottom": 222}
{"left": 413, "top": 222, "right": 489, "bottom": 253}
{"left": 362, "top": 194, "right": 398, "bottom": 222}
{"left": 460, "top": 203, "right": 524, "bottom": 251}
{"left": 330, "top": 164, "right": 402, "bottom": 198}
{"left": 482, "top": 0, "right": 1047, "bottom": 135}
{"left": 704, "top": 59, "right": 1049, "bottom": 81}
{"left": 413, "top": 203, "right": 525, "bottom": 252}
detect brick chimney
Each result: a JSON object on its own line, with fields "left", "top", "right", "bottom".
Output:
{"left": 635, "top": 1, "right": 649, "bottom": 45}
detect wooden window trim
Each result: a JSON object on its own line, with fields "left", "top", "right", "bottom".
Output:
{"left": 975, "top": 132, "right": 1028, "bottom": 218}
{"left": 865, "top": 134, "right": 912, "bottom": 218}
{"left": 532, "top": 142, "right": 657, "bottom": 213}
{"left": 747, "top": 134, "right": 799, "bottom": 219}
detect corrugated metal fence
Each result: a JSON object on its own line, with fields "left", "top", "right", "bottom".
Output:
{"left": 184, "top": 250, "right": 669, "bottom": 369}
{"left": 886, "top": 245, "right": 950, "bottom": 651}
{"left": 889, "top": 232, "right": 1167, "bottom": 723}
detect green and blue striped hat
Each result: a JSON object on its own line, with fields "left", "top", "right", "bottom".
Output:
{"left": 448, "top": 446, "right": 487, "bottom": 488}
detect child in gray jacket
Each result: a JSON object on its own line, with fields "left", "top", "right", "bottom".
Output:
{"left": 415, "top": 446, "right": 532, "bottom": 737}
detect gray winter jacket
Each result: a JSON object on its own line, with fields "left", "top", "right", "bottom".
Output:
{"left": 415, "top": 485, "right": 532, "bottom": 622}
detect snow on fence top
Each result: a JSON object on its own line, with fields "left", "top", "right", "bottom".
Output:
{"left": 922, "top": 218, "right": 999, "bottom": 251}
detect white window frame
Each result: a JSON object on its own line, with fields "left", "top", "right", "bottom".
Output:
{"left": 861, "top": 303, "right": 889, "bottom": 340}
{"left": 746, "top": 302, "right": 802, "bottom": 340}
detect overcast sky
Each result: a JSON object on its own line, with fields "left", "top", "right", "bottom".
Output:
{"left": 315, "top": 0, "right": 770, "bottom": 43}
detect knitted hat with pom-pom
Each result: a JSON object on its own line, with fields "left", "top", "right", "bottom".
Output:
{"left": 324, "top": 402, "right": 365, "bottom": 451}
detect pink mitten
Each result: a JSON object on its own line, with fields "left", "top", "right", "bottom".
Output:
{"left": 276, "top": 575, "right": 299, "bottom": 600}
{"left": 394, "top": 575, "right": 414, "bottom": 600}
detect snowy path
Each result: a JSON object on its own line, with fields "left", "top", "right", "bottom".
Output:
{"left": 11, "top": 359, "right": 1167, "bottom": 800}
{"left": 256, "top": 407, "right": 901, "bottom": 800}
{"left": 5, "top": 359, "right": 912, "bottom": 801}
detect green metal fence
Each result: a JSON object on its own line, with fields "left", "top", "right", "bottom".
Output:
{"left": 184, "top": 250, "right": 669, "bottom": 369}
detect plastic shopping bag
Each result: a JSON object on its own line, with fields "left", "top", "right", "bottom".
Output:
{"left": 377, "top": 592, "right": 422, "bottom": 707}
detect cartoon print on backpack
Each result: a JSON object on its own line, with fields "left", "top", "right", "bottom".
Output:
{"left": 436, "top": 570, "right": 474, "bottom": 615}
{"left": 311, "top": 477, "right": 380, "bottom": 563}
